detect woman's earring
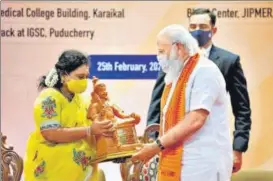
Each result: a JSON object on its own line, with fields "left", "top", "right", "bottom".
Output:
{"left": 61, "top": 77, "right": 64, "bottom": 84}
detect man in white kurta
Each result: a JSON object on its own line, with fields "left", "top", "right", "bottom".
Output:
{"left": 132, "top": 24, "right": 233, "bottom": 181}
{"left": 164, "top": 56, "right": 233, "bottom": 181}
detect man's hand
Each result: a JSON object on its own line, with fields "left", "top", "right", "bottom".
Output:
{"left": 131, "top": 143, "right": 161, "bottom": 164}
{"left": 233, "top": 151, "right": 243, "bottom": 173}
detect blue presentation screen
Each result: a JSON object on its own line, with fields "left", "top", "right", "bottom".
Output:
{"left": 88, "top": 55, "right": 160, "bottom": 79}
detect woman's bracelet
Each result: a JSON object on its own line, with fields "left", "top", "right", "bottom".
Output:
{"left": 86, "top": 127, "right": 91, "bottom": 137}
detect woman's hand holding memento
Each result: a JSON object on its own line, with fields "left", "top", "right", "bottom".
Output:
{"left": 90, "top": 120, "right": 115, "bottom": 137}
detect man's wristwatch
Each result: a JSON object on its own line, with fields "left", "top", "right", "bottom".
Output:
{"left": 155, "top": 139, "right": 165, "bottom": 150}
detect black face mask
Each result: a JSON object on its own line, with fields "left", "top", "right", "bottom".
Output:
{"left": 190, "top": 30, "right": 212, "bottom": 47}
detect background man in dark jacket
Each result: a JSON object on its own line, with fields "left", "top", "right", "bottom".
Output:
{"left": 146, "top": 8, "right": 251, "bottom": 173}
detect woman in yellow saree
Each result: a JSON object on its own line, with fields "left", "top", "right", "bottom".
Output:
{"left": 24, "top": 50, "right": 114, "bottom": 181}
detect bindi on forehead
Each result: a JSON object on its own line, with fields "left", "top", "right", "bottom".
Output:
{"left": 190, "top": 14, "right": 211, "bottom": 25}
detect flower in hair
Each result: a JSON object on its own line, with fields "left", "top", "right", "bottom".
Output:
{"left": 45, "top": 67, "right": 59, "bottom": 87}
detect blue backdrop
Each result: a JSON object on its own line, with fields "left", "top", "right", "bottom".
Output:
{"left": 88, "top": 55, "right": 160, "bottom": 79}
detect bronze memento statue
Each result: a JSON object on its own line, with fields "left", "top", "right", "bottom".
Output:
{"left": 87, "top": 76, "right": 142, "bottom": 163}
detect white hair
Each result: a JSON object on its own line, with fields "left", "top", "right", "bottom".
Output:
{"left": 157, "top": 24, "right": 200, "bottom": 56}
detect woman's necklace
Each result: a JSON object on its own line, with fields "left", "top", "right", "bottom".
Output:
{"left": 59, "top": 88, "right": 82, "bottom": 109}
{"left": 60, "top": 88, "right": 74, "bottom": 102}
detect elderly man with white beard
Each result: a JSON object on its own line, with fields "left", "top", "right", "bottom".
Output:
{"left": 131, "top": 24, "right": 233, "bottom": 181}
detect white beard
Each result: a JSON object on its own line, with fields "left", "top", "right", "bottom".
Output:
{"left": 158, "top": 45, "right": 184, "bottom": 84}
{"left": 164, "top": 59, "right": 183, "bottom": 85}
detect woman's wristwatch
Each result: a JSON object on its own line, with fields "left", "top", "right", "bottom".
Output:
{"left": 155, "top": 139, "right": 165, "bottom": 150}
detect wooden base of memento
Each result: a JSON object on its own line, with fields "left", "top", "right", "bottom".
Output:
{"left": 90, "top": 123, "right": 142, "bottom": 164}
{"left": 90, "top": 143, "right": 142, "bottom": 164}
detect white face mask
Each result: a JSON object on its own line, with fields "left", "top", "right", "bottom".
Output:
{"left": 157, "top": 45, "right": 184, "bottom": 84}
{"left": 157, "top": 45, "right": 182, "bottom": 73}
{"left": 157, "top": 54, "right": 169, "bottom": 73}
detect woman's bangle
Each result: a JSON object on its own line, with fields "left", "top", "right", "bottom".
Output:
{"left": 86, "top": 127, "right": 91, "bottom": 137}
